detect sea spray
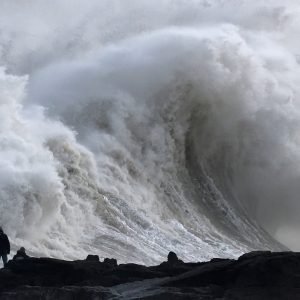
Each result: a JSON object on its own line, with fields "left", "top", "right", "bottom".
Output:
{"left": 1, "top": 0, "right": 300, "bottom": 264}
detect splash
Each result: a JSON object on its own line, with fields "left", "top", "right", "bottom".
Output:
{"left": 0, "top": 0, "right": 300, "bottom": 264}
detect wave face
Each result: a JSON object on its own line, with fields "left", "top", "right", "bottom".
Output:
{"left": 1, "top": 0, "right": 300, "bottom": 264}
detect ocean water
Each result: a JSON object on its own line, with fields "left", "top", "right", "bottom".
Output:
{"left": 0, "top": 0, "right": 299, "bottom": 265}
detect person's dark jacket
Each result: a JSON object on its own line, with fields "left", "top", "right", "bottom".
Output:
{"left": 0, "top": 232, "right": 10, "bottom": 255}
{"left": 13, "top": 250, "right": 29, "bottom": 261}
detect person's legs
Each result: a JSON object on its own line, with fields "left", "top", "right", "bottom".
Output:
{"left": 1, "top": 254, "right": 7, "bottom": 267}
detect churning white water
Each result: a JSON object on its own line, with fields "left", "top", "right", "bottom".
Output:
{"left": 0, "top": 0, "right": 300, "bottom": 264}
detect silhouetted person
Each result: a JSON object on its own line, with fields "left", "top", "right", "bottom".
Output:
{"left": 13, "top": 247, "right": 29, "bottom": 261}
{"left": 167, "top": 251, "right": 183, "bottom": 265}
{"left": 0, "top": 227, "right": 10, "bottom": 267}
{"left": 158, "top": 251, "right": 184, "bottom": 269}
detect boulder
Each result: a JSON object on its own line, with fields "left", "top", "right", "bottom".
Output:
{"left": 85, "top": 255, "right": 99, "bottom": 262}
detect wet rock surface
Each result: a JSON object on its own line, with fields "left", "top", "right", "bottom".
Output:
{"left": 0, "top": 251, "right": 300, "bottom": 299}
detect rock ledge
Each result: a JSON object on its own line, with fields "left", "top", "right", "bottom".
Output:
{"left": 0, "top": 251, "right": 299, "bottom": 299}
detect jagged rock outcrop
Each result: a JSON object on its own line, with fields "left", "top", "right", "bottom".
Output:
{"left": 0, "top": 251, "right": 300, "bottom": 299}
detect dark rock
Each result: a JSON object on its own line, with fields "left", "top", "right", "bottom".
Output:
{"left": 238, "top": 250, "right": 272, "bottom": 261}
{"left": 168, "top": 251, "right": 179, "bottom": 263}
{"left": 85, "top": 255, "right": 99, "bottom": 262}
{"left": 103, "top": 258, "right": 117, "bottom": 267}
{"left": 1, "top": 251, "right": 300, "bottom": 299}
{"left": 156, "top": 251, "right": 186, "bottom": 275}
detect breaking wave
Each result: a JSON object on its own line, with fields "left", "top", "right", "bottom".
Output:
{"left": 1, "top": 0, "right": 300, "bottom": 264}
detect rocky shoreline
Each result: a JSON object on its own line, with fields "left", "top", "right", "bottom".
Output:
{"left": 0, "top": 251, "right": 299, "bottom": 299}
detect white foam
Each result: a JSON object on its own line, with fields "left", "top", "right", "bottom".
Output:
{"left": 0, "top": 0, "right": 299, "bottom": 262}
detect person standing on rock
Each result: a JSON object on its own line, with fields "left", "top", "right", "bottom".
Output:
{"left": 0, "top": 227, "right": 10, "bottom": 267}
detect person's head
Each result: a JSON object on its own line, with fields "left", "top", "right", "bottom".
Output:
{"left": 19, "top": 247, "right": 26, "bottom": 253}
{"left": 0, "top": 227, "right": 3, "bottom": 234}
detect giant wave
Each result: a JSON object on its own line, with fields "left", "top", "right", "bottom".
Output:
{"left": 0, "top": 0, "right": 299, "bottom": 264}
